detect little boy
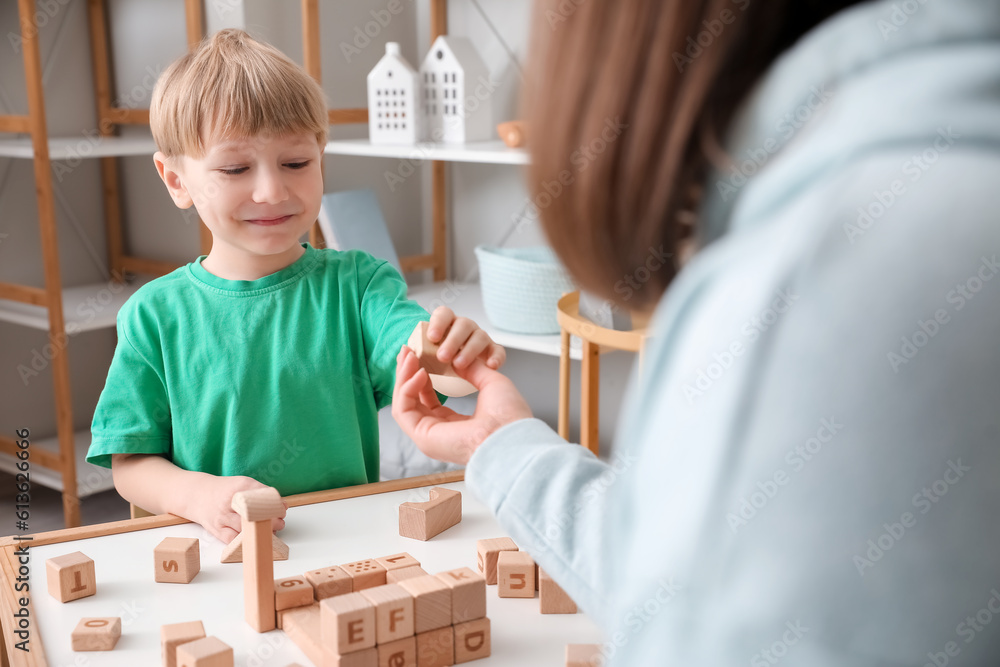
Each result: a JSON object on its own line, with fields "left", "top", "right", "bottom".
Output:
{"left": 87, "top": 29, "right": 504, "bottom": 544}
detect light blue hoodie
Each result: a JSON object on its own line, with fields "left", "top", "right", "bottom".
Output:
{"left": 467, "top": 0, "right": 1000, "bottom": 664}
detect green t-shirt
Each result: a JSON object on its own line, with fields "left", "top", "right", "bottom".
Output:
{"left": 88, "top": 244, "right": 429, "bottom": 495}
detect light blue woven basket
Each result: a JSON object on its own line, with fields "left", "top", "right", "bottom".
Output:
{"left": 475, "top": 245, "right": 575, "bottom": 335}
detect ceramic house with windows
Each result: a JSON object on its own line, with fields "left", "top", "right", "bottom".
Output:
{"left": 419, "top": 35, "right": 492, "bottom": 143}
{"left": 367, "top": 42, "right": 420, "bottom": 144}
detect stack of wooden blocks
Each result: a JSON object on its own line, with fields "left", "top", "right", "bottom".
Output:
{"left": 276, "top": 552, "right": 490, "bottom": 666}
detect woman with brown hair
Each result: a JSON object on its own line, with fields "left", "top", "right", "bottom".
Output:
{"left": 394, "top": 0, "right": 1000, "bottom": 663}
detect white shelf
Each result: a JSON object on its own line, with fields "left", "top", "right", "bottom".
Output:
{"left": 0, "top": 133, "right": 157, "bottom": 159}
{"left": 408, "top": 281, "right": 581, "bottom": 360}
{"left": 0, "top": 276, "right": 151, "bottom": 332}
{"left": 325, "top": 138, "right": 529, "bottom": 165}
{"left": 0, "top": 430, "right": 113, "bottom": 497}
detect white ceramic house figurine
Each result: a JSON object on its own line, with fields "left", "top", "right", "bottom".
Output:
{"left": 367, "top": 42, "right": 420, "bottom": 145}
{"left": 420, "top": 35, "right": 492, "bottom": 143}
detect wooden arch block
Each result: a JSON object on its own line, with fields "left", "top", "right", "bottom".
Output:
{"left": 46, "top": 551, "right": 96, "bottom": 603}
{"left": 71, "top": 617, "right": 121, "bottom": 651}
{"left": 399, "top": 487, "right": 462, "bottom": 541}
{"left": 154, "top": 537, "right": 200, "bottom": 584}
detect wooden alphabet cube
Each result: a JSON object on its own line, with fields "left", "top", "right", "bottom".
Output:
{"left": 375, "top": 552, "right": 421, "bottom": 572}
{"left": 359, "top": 583, "right": 415, "bottom": 644}
{"left": 275, "top": 576, "right": 315, "bottom": 611}
{"left": 454, "top": 618, "right": 490, "bottom": 663}
{"left": 416, "top": 626, "right": 454, "bottom": 667}
{"left": 321, "top": 592, "right": 377, "bottom": 654}
{"left": 154, "top": 537, "right": 200, "bottom": 584}
{"left": 377, "top": 635, "right": 416, "bottom": 667}
{"left": 387, "top": 565, "right": 428, "bottom": 584}
{"left": 46, "top": 551, "right": 96, "bottom": 603}
{"left": 399, "top": 487, "right": 462, "bottom": 541}
{"left": 71, "top": 617, "right": 120, "bottom": 651}
{"left": 565, "top": 644, "right": 603, "bottom": 666}
{"left": 326, "top": 647, "right": 378, "bottom": 667}
{"left": 497, "top": 551, "right": 535, "bottom": 598}
{"left": 475, "top": 538, "right": 517, "bottom": 585}
{"left": 341, "top": 559, "right": 387, "bottom": 591}
{"left": 397, "top": 575, "right": 451, "bottom": 634}
{"left": 539, "top": 568, "right": 578, "bottom": 614}
{"left": 436, "top": 568, "right": 486, "bottom": 624}
{"left": 161, "top": 620, "right": 206, "bottom": 667}
{"left": 176, "top": 636, "right": 233, "bottom": 667}
{"left": 305, "top": 565, "right": 353, "bottom": 600}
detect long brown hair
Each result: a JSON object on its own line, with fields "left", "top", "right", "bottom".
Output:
{"left": 524, "top": 0, "right": 864, "bottom": 311}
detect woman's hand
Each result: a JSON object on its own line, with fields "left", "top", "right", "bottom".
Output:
{"left": 392, "top": 345, "right": 533, "bottom": 465}
{"left": 186, "top": 475, "right": 287, "bottom": 545}
{"left": 427, "top": 306, "right": 506, "bottom": 371}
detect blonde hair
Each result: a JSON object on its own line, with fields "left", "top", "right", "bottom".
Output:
{"left": 150, "top": 29, "right": 328, "bottom": 157}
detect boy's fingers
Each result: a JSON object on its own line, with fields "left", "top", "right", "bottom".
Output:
{"left": 485, "top": 343, "right": 506, "bottom": 369}
{"left": 453, "top": 329, "right": 491, "bottom": 368}
{"left": 438, "top": 318, "right": 477, "bottom": 362}
{"left": 219, "top": 525, "right": 239, "bottom": 545}
{"left": 428, "top": 307, "right": 455, "bottom": 343}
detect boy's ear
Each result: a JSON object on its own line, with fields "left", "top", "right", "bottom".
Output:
{"left": 153, "top": 151, "right": 194, "bottom": 209}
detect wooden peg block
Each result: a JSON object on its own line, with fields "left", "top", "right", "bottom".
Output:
{"left": 231, "top": 487, "right": 284, "bottom": 522}
{"left": 326, "top": 647, "right": 378, "bottom": 667}
{"left": 475, "top": 538, "right": 517, "bottom": 585}
{"left": 539, "top": 569, "right": 577, "bottom": 614}
{"left": 397, "top": 575, "right": 451, "bottom": 634}
{"left": 341, "top": 559, "right": 387, "bottom": 591}
{"left": 407, "top": 322, "right": 477, "bottom": 397}
{"left": 154, "top": 537, "right": 200, "bottom": 584}
{"left": 281, "top": 603, "right": 324, "bottom": 664}
{"left": 377, "top": 635, "right": 416, "bottom": 667}
{"left": 71, "top": 617, "right": 121, "bottom": 651}
{"left": 565, "top": 644, "right": 603, "bottom": 666}
{"left": 399, "top": 487, "right": 462, "bottom": 541}
{"left": 359, "top": 583, "right": 415, "bottom": 644}
{"left": 176, "top": 636, "right": 233, "bottom": 667}
{"left": 435, "top": 567, "right": 486, "bottom": 624}
{"left": 243, "top": 519, "right": 275, "bottom": 632}
{"left": 454, "top": 618, "right": 490, "bottom": 664}
{"left": 387, "top": 565, "right": 428, "bottom": 584}
{"left": 320, "top": 592, "right": 377, "bottom": 654}
{"left": 46, "top": 551, "right": 96, "bottom": 603}
{"left": 497, "top": 551, "right": 535, "bottom": 598}
{"left": 275, "top": 576, "right": 315, "bottom": 611}
{"left": 161, "top": 620, "right": 205, "bottom": 667}
{"left": 305, "top": 565, "right": 353, "bottom": 600}
{"left": 416, "top": 626, "right": 454, "bottom": 667}
{"left": 375, "top": 552, "right": 421, "bottom": 572}
{"left": 220, "top": 531, "right": 289, "bottom": 563}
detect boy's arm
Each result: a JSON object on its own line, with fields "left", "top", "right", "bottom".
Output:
{"left": 111, "top": 454, "right": 285, "bottom": 544}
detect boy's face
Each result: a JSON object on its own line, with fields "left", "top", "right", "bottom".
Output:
{"left": 154, "top": 131, "right": 323, "bottom": 264}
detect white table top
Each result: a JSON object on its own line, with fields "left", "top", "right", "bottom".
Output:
{"left": 29, "top": 480, "right": 603, "bottom": 666}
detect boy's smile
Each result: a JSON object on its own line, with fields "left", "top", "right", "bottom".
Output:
{"left": 154, "top": 131, "right": 324, "bottom": 280}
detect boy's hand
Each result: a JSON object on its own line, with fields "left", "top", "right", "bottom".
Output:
{"left": 427, "top": 307, "right": 506, "bottom": 371}
{"left": 191, "top": 475, "right": 287, "bottom": 545}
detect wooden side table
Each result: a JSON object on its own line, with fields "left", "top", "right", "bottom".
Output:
{"left": 556, "top": 292, "right": 649, "bottom": 456}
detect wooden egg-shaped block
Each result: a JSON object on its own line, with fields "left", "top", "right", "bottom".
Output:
{"left": 359, "top": 583, "right": 415, "bottom": 644}
{"left": 320, "top": 592, "right": 376, "bottom": 654}
{"left": 275, "top": 576, "right": 315, "bottom": 611}
{"left": 497, "top": 551, "right": 535, "bottom": 598}
{"left": 416, "top": 626, "right": 454, "bottom": 667}
{"left": 539, "top": 568, "right": 578, "bottom": 614}
{"left": 305, "top": 565, "right": 353, "bottom": 600}
{"left": 154, "top": 537, "right": 200, "bottom": 584}
{"left": 161, "top": 620, "right": 206, "bottom": 667}
{"left": 341, "top": 559, "right": 387, "bottom": 592}
{"left": 454, "top": 617, "right": 491, "bottom": 663}
{"left": 176, "top": 635, "right": 233, "bottom": 667}
{"left": 46, "top": 551, "right": 96, "bottom": 603}
{"left": 475, "top": 537, "right": 517, "bottom": 585}
{"left": 436, "top": 567, "right": 486, "bottom": 624}
{"left": 377, "top": 635, "right": 416, "bottom": 667}
{"left": 71, "top": 617, "right": 120, "bottom": 651}
{"left": 397, "top": 575, "right": 451, "bottom": 634}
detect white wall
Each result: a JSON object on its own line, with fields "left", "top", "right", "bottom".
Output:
{"left": 0, "top": 0, "right": 634, "bottom": 458}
